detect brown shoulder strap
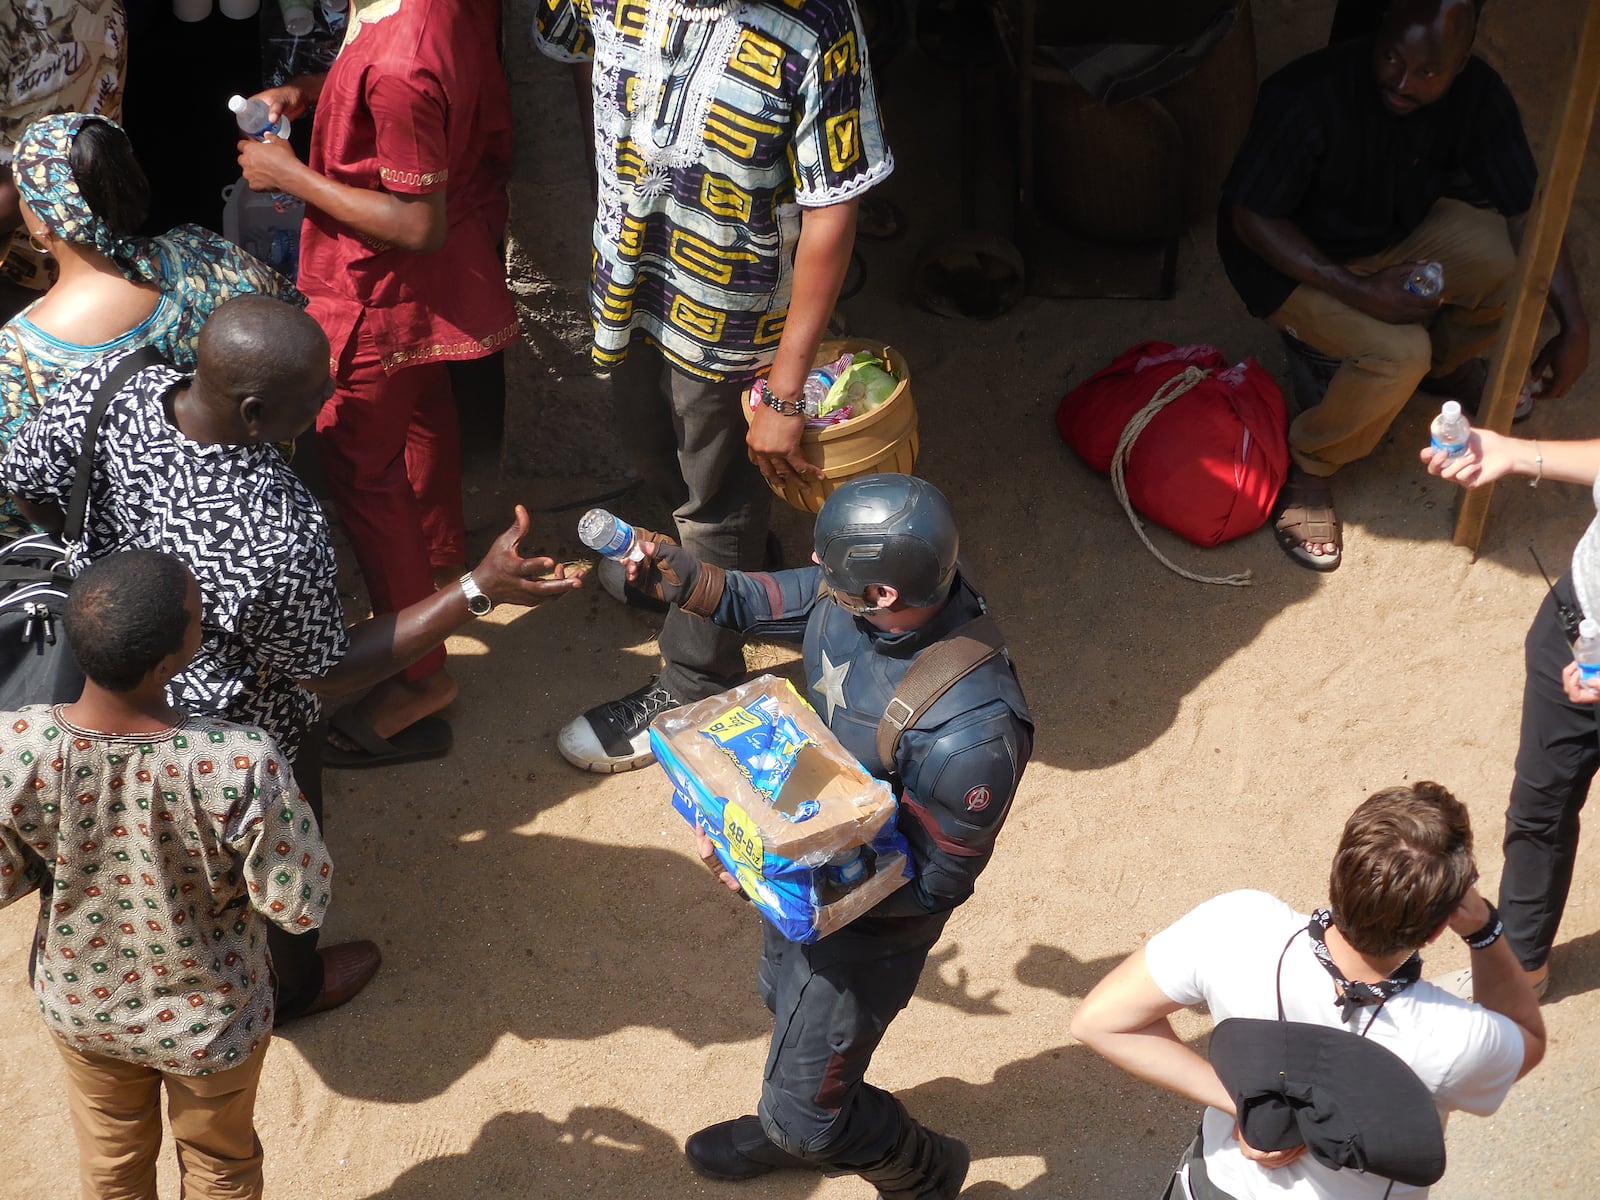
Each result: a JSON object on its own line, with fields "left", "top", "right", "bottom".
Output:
{"left": 875, "top": 614, "right": 1006, "bottom": 770}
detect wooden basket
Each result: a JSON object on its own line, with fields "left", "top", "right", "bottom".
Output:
{"left": 744, "top": 339, "right": 919, "bottom": 514}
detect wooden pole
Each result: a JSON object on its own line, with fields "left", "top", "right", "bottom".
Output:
{"left": 1454, "top": 0, "right": 1600, "bottom": 555}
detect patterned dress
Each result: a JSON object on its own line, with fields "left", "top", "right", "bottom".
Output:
{"left": 0, "top": 0, "right": 127, "bottom": 292}
{"left": 0, "top": 706, "right": 330, "bottom": 1073}
{"left": 0, "top": 354, "right": 350, "bottom": 757}
{"left": 534, "top": 0, "right": 893, "bottom": 380}
{"left": 0, "top": 227, "right": 300, "bottom": 539}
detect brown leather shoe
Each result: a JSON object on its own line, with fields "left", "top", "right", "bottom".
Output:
{"left": 298, "top": 940, "right": 382, "bottom": 1018}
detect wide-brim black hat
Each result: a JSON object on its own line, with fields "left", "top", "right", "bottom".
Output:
{"left": 1209, "top": 1018, "right": 1446, "bottom": 1187}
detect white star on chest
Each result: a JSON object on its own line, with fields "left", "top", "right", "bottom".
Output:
{"left": 814, "top": 649, "right": 851, "bottom": 724}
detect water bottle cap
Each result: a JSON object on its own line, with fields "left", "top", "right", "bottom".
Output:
{"left": 228, "top": 95, "right": 248, "bottom": 112}
{"left": 1440, "top": 400, "right": 1462, "bottom": 418}
{"left": 1582, "top": 619, "right": 1599, "bottom": 639}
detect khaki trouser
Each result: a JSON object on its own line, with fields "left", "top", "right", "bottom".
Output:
{"left": 56, "top": 1035, "right": 271, "bottom": 1200}
{"left": 1268, "top": 197, "right": 1517, "bottom": 476}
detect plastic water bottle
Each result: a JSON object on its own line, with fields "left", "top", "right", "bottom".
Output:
{"left": 578, "top": 508, "right": 646, "bottom": 563}
{"left": 1576, "top": 620, "right": 1600, "bottom": 688}
{"left": 229, "top": 95, "right": 290, "bottom": 140}
{"left": 1430, "top": 400, "right": 1471, "bottom": 457}
{"left": 1405, "top": 261, "right": 1445, "bottom": 298}
{"left": 802, "top": 353, "right": 856, "bottom": 411}
{"left": 827, "top": 848, "right": 867, "bottom": 889}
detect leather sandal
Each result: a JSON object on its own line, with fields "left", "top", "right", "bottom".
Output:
{"left": 1272, "top": 470, "right": 1342, "bottom": 572}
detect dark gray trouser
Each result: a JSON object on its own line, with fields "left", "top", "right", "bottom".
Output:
{"left": 269, "top": 722, "right": 326, "bottom": 1018}
{"left": 608, "top": 337, "right": 771, "bottom": 701}
{"left": 1502, "top": 576, "right": 1596, "bottom": 971}
{"left": 754, "top": 918, "right": 944, "bottom": 1168}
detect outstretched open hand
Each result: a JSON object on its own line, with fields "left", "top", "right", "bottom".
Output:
{"left": 471, "top": 505, "right": 586, "bottom": 608}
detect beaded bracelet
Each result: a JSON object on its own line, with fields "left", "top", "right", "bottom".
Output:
{"left": 1463, "top": 901, "right": 1504, "bottom": 950}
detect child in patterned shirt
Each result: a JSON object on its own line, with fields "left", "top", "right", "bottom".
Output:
{"left": 0, "top": 549, "right": 330, "bottom": 1200}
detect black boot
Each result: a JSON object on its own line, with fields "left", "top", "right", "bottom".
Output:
{"left": 854, "top": 1105, "right": 970, "bottom": 1199}
{"left": 684, "top": 1115, "right": 819, "bottom": 1181}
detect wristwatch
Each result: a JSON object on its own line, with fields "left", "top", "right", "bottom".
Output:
{"left": 458, "top": 572, "right": 493, "bottom": 616}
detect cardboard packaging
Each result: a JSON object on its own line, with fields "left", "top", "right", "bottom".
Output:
{"left": 650, "top": 675, "right": 913, "bottom": 942}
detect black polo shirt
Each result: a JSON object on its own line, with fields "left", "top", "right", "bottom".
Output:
{"left": 1217, "top": 37, "right": 1537, "bottom": 318}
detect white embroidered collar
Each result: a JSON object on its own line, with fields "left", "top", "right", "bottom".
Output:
{"left": 664, "top": 0, "right": 740, "bottom": 20}
{"left": 343, "top": 0, "right": 403, "bottom": 47}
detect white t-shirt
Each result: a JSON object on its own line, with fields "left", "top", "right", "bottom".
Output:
{"left": 1144, "top": 890, "right": 1524, "bottom": 1200}
{"left": 1569, "top": 474, "right": 1600, "bottom": 622}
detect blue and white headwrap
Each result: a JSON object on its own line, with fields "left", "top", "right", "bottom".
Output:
{"left": 13, "top": 112, "right": 162, "bottom": 284}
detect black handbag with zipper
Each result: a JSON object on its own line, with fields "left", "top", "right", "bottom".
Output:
{"left": 0, "top": 347, "right": 163, "bottom": 709}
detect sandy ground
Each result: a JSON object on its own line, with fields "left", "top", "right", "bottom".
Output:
{"left": 7, "top": 1, "right": 1600, "bottom": 1196}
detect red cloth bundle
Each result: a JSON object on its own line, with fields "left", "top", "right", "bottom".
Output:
{"left": 1056, "top": 341, "right": 1289, "bottom": 547}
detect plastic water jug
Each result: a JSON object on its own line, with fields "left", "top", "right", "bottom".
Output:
{"left": 221, "top": 180, "right": 304, "bottom": 281}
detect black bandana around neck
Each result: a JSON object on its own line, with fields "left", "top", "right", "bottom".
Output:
{"left": 1305, "top": 909, "right": 1422, "bottom": 1024}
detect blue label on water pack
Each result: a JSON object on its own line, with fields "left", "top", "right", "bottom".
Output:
{"left": 1430, "top": 434, "right": 1468, "bottom": 456}
{"left": 700, "top": 697, "right": 816, "bottom": 805}
{"left": 1580, "top": 662, "right": 1600, "bottom": 685}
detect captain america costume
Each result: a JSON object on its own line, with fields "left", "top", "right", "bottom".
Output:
{"left": 704, "top": 561, "right": 1033, "bottom": 1180}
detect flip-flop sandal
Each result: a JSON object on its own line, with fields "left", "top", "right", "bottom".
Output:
{"left": 325, "top": 712, "right": 454, "bottom": 770}
{"left": 1272, "top": 475, "right": 1342, "bottom": 572}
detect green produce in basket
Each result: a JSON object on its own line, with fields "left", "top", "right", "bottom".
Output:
{"left": 819, "top": 352, "right": 898, "bottom": 419}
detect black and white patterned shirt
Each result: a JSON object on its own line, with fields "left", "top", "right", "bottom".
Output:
{"left": 0, "top": 352, "right": 349, "bottom": 757}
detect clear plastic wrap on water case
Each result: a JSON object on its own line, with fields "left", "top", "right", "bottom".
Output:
{"left": 649, "top": 675, "right": 913, "bottom": 942}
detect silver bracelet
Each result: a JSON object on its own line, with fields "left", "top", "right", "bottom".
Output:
{"left": 1530, "top": 441, "right": 1543, "bottom": 488}
{"left": 752, "top": 378, "right": 816, "bottom": 419}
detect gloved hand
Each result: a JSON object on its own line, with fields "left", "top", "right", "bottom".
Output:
{"left": 629, "top": 532, "right": 727, "bottom": 618}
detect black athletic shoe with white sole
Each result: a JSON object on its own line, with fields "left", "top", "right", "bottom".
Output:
{"left": 558, "top": 677, "right": 684, "bottom": 772}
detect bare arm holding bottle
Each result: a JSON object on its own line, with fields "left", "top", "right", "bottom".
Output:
{"left": 1423, "top": 433, "right": 1600, "bottom": 706}
{"left": 236, "top": 73, "right": 448, "bottom": 253}
{"left": 1420, "top": 431, "right": 1600, "bottom": 489}
{"left": 1231, "top": 207, "right": 1441, "bottom": 325}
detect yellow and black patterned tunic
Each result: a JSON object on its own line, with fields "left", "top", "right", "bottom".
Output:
{"left": 535, "top": 0, "right": 893, "bottom": 381}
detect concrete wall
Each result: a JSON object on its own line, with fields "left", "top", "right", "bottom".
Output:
{"left": 499, "top": 0, "right": 626, "bottom": 483}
